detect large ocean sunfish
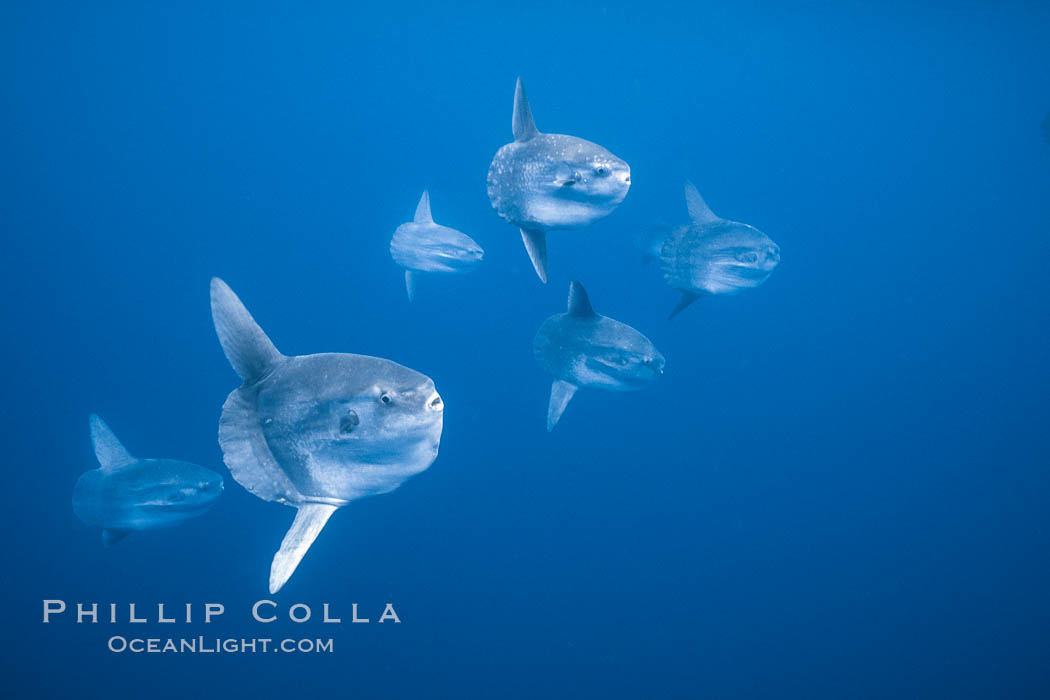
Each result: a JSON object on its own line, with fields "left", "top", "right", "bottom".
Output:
{"left": 486, "top": 78, "right": 631, "bottom": 283}
{"left": 533, "top": 281, "right": 664, "bottom": 431}
{"left": 390, "top": 190, "right": 484, "bottom": 301}
{"left": 638, "top": 181, "right": 781, "bottom": 318}
{"left": 72, "top": 415, "right": 223, "bottom": 546}
{"left": 210, "top": 278, "right": 444, "bottom": 593}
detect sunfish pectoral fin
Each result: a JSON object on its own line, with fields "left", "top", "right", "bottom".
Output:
{"left": 102, "top": 529, "right": 130, "bottom": 548}
{"left": 554, "top": 163, "right": 577, "bottom": 187}
{"left": 512, "top": 77, "right": 539, "bottom": 142}
{"left": 413, "top": 190, "right": 433, "bottom": 224}
{"left": 210, "top": 278, "right": 285, "bottom": 384}
{"left": 547, "top": 380, "right": 578, "bottom": 431}
{"left": 669, "top": 291, "right": 700, "bottom": 319}
{"left": 684, "top": 180, "right": 719, "bottom": 226}
{"left": 89, "top": 415, "right": 135, "bottom": 472}
{"left": 405, "top": 270, "right": 418, "bottom": 301}
{"left": 520, "top": 229, "right": 549, "bottom": 283}
{"left": 269, "top": 503, "right": 338, "bottom": 594}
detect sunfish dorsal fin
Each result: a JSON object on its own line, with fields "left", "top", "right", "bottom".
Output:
{"left": 89, "top": 414, "right": 135, "bottom": 472}
{"left": 210, "top": 278, "right": 285, "bottom": 384}
{"left": 547, "top": 380, "right": 578, "bottom": 431}
{"left": 512, "top": 77, "right": 539, "bottom": 142}
{"left": 405, "top": 270, "right": 417, "bottom": 301}
{"left": 269, "top": 504, "right": 338, "bottom": 594}
{"left": 567, "top": 280, "right": 595, "bottom": 317}
{"left": 413, "top": 190, "right": 433, "bottom": 224}
{"left": 684, "top": 181, "right": 719, "bottom": 225}
{"left": 520, "top": 229, "right": 548, "bottom": 283}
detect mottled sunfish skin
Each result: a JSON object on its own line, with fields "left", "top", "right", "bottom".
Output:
{"left": 647, "top": 181, "right": 781, "bottom": 318}
{"left": 533, "top": 281, "right": 664, "bottom": 431}
{"left": 72, "top": 415, "right": 223, "bottom": 547}
{"left": 210, "top": 278, "right": 444, "bottom": 594}
{"left": 486, "top": 78, "right": 631, "bottom": 283}
{"left": 390, "top": 190, "right": 484, "bottom": 301}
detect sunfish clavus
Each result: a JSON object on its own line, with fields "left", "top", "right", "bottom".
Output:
{"left": 533, "top": 281, "right": 664, "bottom": 430}
{"left": 390, "top": 190, "right": 484, "bottom": 300}
{"left": 486, "top": 78, "right": 631, "bottom": 283}
{"left": 210, "top": 278, "right": 444, "bottom": 593}
{"left": 72, "top": 415, "right": 223, "bottom": 546}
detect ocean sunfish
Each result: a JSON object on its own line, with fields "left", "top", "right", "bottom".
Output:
{"left": 390, "top": 190, "right": 484, "bottom": 301}
{"left": 533, "top": 281, "right": 664, "bottom": 431}
{"left": 639, "top": 181, "right": 781, "bottom": 318}
{"left": 210, "top": 278, "right": 444, "bottom": 593}
{"left": 486, "top": 78, "right": 631, "bottom": 283}
{"left": 72, "top": 415, "right": 223, "bottom": 547}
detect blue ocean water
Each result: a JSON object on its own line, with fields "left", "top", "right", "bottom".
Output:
{"left": 3, "top": 1, "right": 1049, "bottom": 697}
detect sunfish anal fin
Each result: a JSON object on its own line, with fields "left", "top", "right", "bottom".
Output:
{"left": 102, "top": 529, "right": 130, "bottom": 548}
{"left": 547, "top": 380, "right": 578, "bottom": 431}
{"left": 684, "top": 181, "right": 719, "bottom": 226}
{"left": 269, "top": 504, "right": 339, "bottom": 594}
{"left": 520, "top": 229, "right": 549, "bottom": 283}
{"left": 669, "top": 291, "right": 700, "bottom": 319}
{"left": 413, "top": 190, "right": 433, "bottom": 224}
{"left": 89, "top": 415, "right": 135, "bottom": 472}
{"left": 567, "top": 280, "right": 595, "bottom": 317}
{"left": 405, "top": 270, "right": 417, "bottom": 302}
{"left": 512, "top": 77, "right": 539, "bottom": 142}
{"left": 210, "top": 278, "right": 285, "bottom": 384}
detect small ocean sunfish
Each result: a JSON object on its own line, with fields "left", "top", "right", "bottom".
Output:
{"left": 390, "top": 190, "right": 484, "bottom": 301}
{"left": 533, "top": 281, "right": 664, "bottom": 431}
{"left": 72, "top": 415, "right": 223, "bottom": 546}
{"left": 210, "top": 278, "right": 444, "bottom": 593}
{"left": 640, "top": 181, "right": 781, "bottom": 318}
{"left": 487, "top": 78, "right": 631, "bottom": 283}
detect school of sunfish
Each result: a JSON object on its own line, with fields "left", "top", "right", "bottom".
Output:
{"left": 72, "top": 77, "right": 781, "bottom": 592}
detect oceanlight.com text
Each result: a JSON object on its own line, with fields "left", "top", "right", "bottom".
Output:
{"left": 106, "top": 636, "right": 334, "bottom": 654}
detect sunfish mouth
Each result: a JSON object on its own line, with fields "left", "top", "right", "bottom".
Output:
{"left": 728, "top": 263, "right": 775, "bottom": 281}
{"left": 137, "top": 500, "right": 214, "bottom": 514}
{"left": 586, "top": 357, "right": 662, "bottom": 387}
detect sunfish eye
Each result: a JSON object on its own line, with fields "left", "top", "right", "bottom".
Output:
{"left": 738, "top": 252, "right": 759, "bottom": 264}
{"left": 340, "top": 409, "right": 360, "bottom": 434}
{"left": 380, "top": 393, "right": 393, "bottom": 405}
{"left": 594, "top": 165, "right": 610, "bottom": 177}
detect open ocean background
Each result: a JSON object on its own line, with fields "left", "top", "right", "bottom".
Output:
{"left": 3, "top": 2, "right": 1049, "bottom": 698}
